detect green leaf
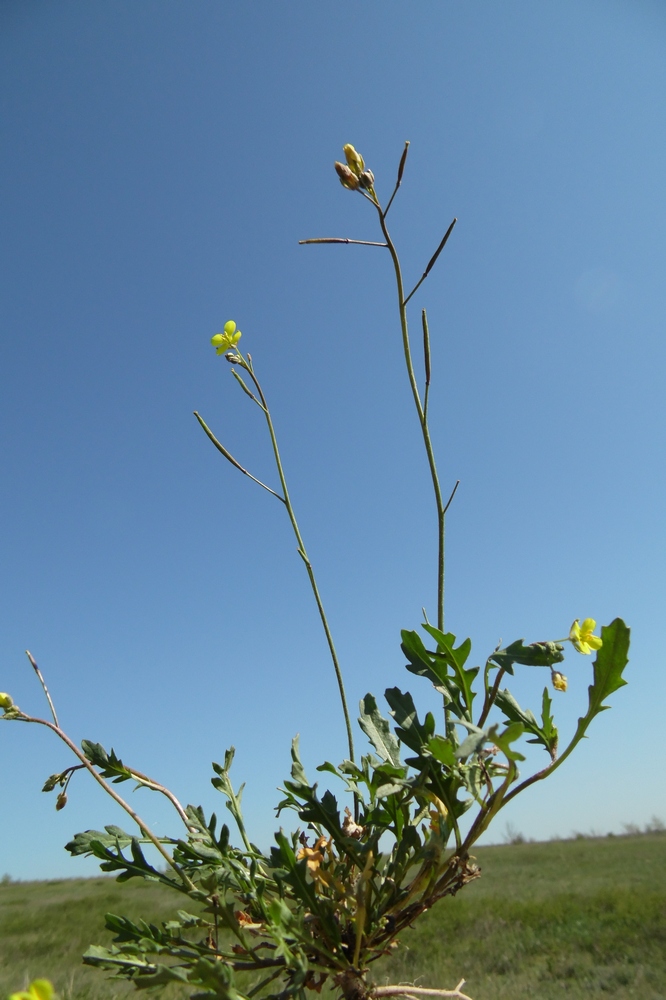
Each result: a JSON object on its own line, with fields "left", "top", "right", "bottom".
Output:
{"left": 427, "top": 735, "right": 457, "bottom": 768}
{"left": 454, "top": 723, "right": 488, "bottom": 759}
{"left": 584, "top": 617, "right": 630, "bottom": 718}
{"left": 384, "top": 687, "right": 435, "bottom": 754}
{"left": 359, "top": 694, "right": 402, "bottom": 766}
{"left": 81, "top": 741, "right": 134, "bottom": 783}
{"left": 422, "top": 624, "right": 471, "bottom": 668}
{"left": 539, "top": 687, "right": 558, "bottom": 751}
{"left": 401, "top": 629, "right": 476, "bottom": 720}
{"left": 487, "top": 722, "right": 526, "bottom": 762}
{"left": 65, "top": 825, "right": 134, "bottom": 855}
{"left": 400, "top": 629, "right": 434, "bottom": 672}
{"left": 421, "top": 625, "right": 477, "bottom": 715}
{"left": 289, "top": 735, "right": 308, "bottom": 787}
{"left": 495, "top": 688, "right": 558, "bottom": 755}
{"left": 83, "top": 944, "right": 155, "bottom": 973}
{"left": 510, "top": 619, "right": 630, "bottom": 791}
{"left": 490, "top": 640, "right": 565, "bottom": 671}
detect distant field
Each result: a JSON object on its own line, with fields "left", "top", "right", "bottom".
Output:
{"left": 1, "top": 834, "right": 664, "bottom": 1000}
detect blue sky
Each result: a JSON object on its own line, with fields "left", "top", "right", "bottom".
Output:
{"left": 1, "top": 1, "right": 665, "bottom": 879}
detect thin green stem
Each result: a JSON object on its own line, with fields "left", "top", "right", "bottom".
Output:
{"left": 500, "top": 707, "right": 595, "bottom": 808}
{"left": 25, "top": 650, "right": 59, "bottom": 727}
{"left": 239, "top": 360, "right": 355, "bottom": 765}
{"left": 376, "top": 207, "right": 447, "bottom": 635}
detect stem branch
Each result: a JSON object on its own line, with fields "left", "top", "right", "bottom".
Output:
{"left": 15, "top": 714, "right": 196, "bottom": 891}
{"left": 25, "top": 650, "right": 59, "bottom": 727}
{"left": 194, "top": 412, "right": 285, "bottom": 502}
{"left": 376, "top": 208, "right": 448, "bottom": 634}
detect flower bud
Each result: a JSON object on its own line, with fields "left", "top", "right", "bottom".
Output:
{"left": 358, "top": 169, "right": 375, "bottom": 190}
{"left": 551, "top": 670, "right": 568, "bottom": 692}
{"left": 225, "top": 350, "right": 241, "bottom": 364}
{"left": 55, "top": 792, "right": 68, "bottom": 811}
{"left": 0, "top": 693, "right": 14, "bottom": 711}
{"left": 343, "top": 144, "right": 365, "bottom": 176}
{"left": 334, "top": 161, "right": 360, "bottom": 190}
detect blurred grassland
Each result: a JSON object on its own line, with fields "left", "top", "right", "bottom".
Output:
{"left": 1, "top": 833, "right": 664, "bottom": 1000}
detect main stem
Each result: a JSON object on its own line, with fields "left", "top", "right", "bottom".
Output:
{"left": 376, "top": 209, "right": 447, "bottom": 634}
{"left": 244, "top": 364, "right": 355, "bottom": 764}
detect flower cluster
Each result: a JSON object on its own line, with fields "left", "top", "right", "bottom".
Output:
{"left": 334, "top": 144, "right": 376, "bottom": 194}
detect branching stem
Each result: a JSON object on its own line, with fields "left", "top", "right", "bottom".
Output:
{"left": 12, "top": 712, "right": 196, "bottom": 891}
{"left": 194, "top": 412, "right": 285, "bottom": 502}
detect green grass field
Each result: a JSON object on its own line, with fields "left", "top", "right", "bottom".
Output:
{"left": 1, "top": 834, "right": 664, "bottom": 1000}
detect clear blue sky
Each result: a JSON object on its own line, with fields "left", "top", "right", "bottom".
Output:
{"left": 2, "top": 1, "right": 665, "bottom": 879}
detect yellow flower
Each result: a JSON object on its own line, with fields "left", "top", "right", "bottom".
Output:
{"left": 10, "top": 981, "right": 55, "bottom": 1000}
{"left": 569, "top": 618, "right": 603, "bottom": 655}
{"left": 551, "top": 670, "right": 568, "bottom": 692}
{"left": 342, "top": 143, "right": 365, "bottom": 177}
{"left": 296, "top": 836, "right": 330, "bottom": 873}
{"left": 211, "top": 320, "right": 242, "bottom": 354}
{"left": 0, "top": 693, "right": 14, "bottom": 710}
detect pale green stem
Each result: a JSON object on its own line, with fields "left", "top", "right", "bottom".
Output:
{"left": 239, "top": 360, "right": 355, "bottom": 765}
{"left": 376, "top": 207, "right": 447, "bottom": 636}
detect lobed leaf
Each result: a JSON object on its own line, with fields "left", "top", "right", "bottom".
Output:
{"left": 359, "top": 694, "right": 402, "bottom": 766}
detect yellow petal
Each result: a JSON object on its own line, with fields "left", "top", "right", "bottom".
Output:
{"left": 343, "top": 143, "right": 365, "bottom": 176}
{"left": 223, "top": 320, "right": 237, "bottom": 336}
{"left": 29, "top": 982, "right": 54, "bottom": 1000}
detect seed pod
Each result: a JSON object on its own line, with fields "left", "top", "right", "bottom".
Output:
{"left": 551, "top": 670, "right": 568, "bottom": 692}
